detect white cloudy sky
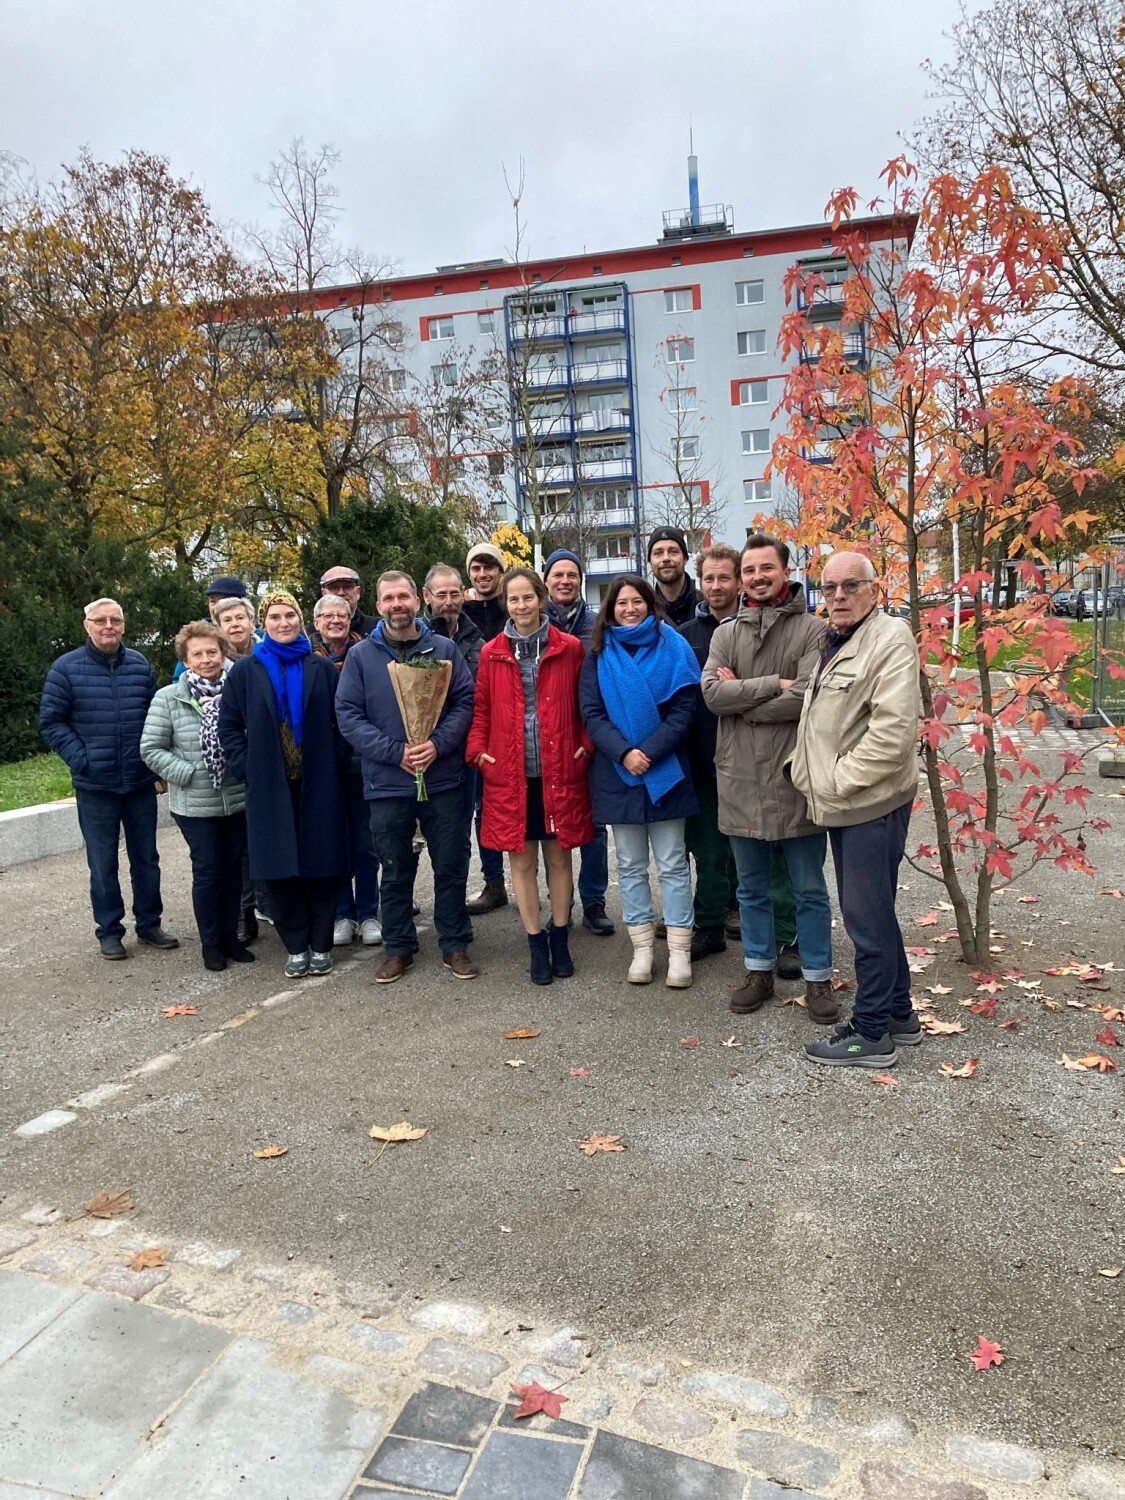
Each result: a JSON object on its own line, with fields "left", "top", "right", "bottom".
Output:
{"left": 3, "top": 0, "right": 977, "bottom": 275}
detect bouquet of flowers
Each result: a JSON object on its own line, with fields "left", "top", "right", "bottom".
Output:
{"left": 387, "top": 657, "right": 453, "bottom": 801}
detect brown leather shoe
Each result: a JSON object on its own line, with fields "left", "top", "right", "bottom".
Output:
{"left": 730, "top": 970, "right": 775, "bottom": 1014}
{"left": 442, "top": 951, "right": 480, "bottom": 981}
{"left": 805, "top": 979, "right": 841, "bottom": 1025}
{"left": 725, "top": 910, "right": 742, "bottom": 940}
{"left": 373, "top": 953, "right": 414, "bottom": 984}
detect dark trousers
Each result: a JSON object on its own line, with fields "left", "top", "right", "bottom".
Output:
{"left": 261, "top": 876, "right": 339, "bottom": 955}
{"left": 468, "top": 767, "right": 505, "bottom": 885}
{"left": 684, "top": 776, "right": 732, "bottom": 928}
{"left": 577, "top": 825, "right": 609, "bottom": 909}
{"left": 172, "top": 812, "right": 247, "bottom": 950}
{"left": 337, "top": 772, "right": 380, "bottom": 922}
{"left": 75, "top": 786, "right": 162, "bottom": 941}
{"left": 770, "top": 847, "right": 798, "bottom": 949}
{"left": 829, "top": 803, "right": 913, "bottom": 1041}
{"left": 370, "top": 786, "right": 470, "bottom": 956}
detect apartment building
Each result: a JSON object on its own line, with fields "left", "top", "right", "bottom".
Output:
{"left": 311, "top": 194, "right": 910, "bottom": 603}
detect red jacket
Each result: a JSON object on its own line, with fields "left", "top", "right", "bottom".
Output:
{"left": 467, "top": 626, "right": 595, "bottom": 852}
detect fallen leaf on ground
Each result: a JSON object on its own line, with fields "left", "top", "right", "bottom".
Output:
{"left": 1076, "top": 1053, "right": 1118, "bottom": 1073}
{"left": 1017, "top": 895, "right": 1040, "bottom": 903}
{"left": 968, "top": 998, "right": 999, "bottom": 1019}
{"left": 976, "top": 979, "right": 1003, "bottom": 995}
{"left": 86, "top": 1190, "right": 134, "bottom": 1219}
{"left": 1014, "top": 979, "right": 1042, "bottom": 990}
{"left": 504, "top": 1059, "right": 526, "bottom": 1068}
{"left": 1094, "top": 1026, "right": 1121, "bottom": 1047}
{"left": 127, "top": 1248, "right": 166, "bottom": 1271}
{"left": 968, "top": 1335, "right": 1005, "bottom": 1371}
{"left": 368, "top": 1122, "right": 427, "bottom": 1143}
{"left": 720, "top": 1036, "right": 743, "bottom": 1049}
{"left": 577, "top": 1133, "right": 625, "bottom": 1157}
{"left": 1111, "top": 1156, "right": 1125, "bottom": 1176}
{"left": 1100, "top": 888, "right": 1125, "bottom": 899}
{"left": 939, "top": 1058, "right": 980, "bottom": 1079}
{"left": 568, "top": 1066, "right": 589, "bottom": 1076}
{"left": 511, "top": 1380, "right": 569, "bottom": 1419}
{"left": 998, "top": 1016, "right": 1025, "bottom": 1031}
{"left": 926, "top": 984, "right": 953, "bottom": 995}
{"left": 871, "top": 1074, "right": 899, "bottom": 1087}
{"left": 915, "top": 912, "right": 939, "bottom": 926}
{"left": 679, "top": 1036, "right": 700, "bottom": 1048}
{"left": 831, "top": 978, "right": 852, "bottom": 992}
{"left": 503, "top": 1028, "right": 541, "bottom": 1040}
{"left": 161, "top": 1004, "right": 198, "bottom": 1018}
{"left": 499, "top": 1225, "right": 512, "bottom": 1234}
{"left": 906, "top": 945, "right": 936, "bottom": 957}
{"left": 252, "top": 1144, "right": 289, "bottom": 1159}
{"left": 781, "top": 993, "right": 808, "bottom": 1007}
{"left": 1096, "top": 1266, "right": 1122, "bottom": 1278}
{"left": 1094, "top": 1005, "right": 1125, "bottom": 1022}
{"left": 922, "top": 1016, "right": 968, "bottom": 1035}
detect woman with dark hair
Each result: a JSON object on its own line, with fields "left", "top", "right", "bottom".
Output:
{"left": 141, "top": 620, "right": 249, "bottom": 972}
{"left": 467, "top": 567, "right": 594, "bottom": 985}
{"left": 218, "top": 590, "right": 349, "bottom": 978}
{"left": 580, "top": 574, "right": 700, "bottom": 988}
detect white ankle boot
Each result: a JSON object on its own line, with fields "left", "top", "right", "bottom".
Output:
{"left": 665, "top": 925, "right": 694, "bottom": 988}
{"left": 626, "top": 922, "right": 655, "bottom": 984}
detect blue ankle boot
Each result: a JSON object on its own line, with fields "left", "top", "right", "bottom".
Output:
{"left": 547, "top": 921, "right": 574, "bottom": 978}
{"left": 528, "top": 931, "right": 553, "bottom": 986}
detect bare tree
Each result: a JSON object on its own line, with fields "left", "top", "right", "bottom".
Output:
{"left": 645, "top": 338, "right": 728, "bottom": 551}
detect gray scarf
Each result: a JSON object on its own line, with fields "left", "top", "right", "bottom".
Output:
{"left": 504, "top": 617, "right": 548, "bottom": 779}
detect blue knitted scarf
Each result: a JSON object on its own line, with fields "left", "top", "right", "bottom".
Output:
{"left": 596, "top": 616, "right": 700, "bottom": 803}
{"left": 254, "top": 634, "right": 311, "bottom": 745}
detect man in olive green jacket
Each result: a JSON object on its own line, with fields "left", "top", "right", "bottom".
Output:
{"left": 702, "top": 533, "right": 835, "bottom": 1023}
{"left": 789, "top": 551, "right": 921, "bottom": 1070}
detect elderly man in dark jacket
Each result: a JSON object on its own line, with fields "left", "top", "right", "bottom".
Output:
{"left": 39, "top": 597, "right": 178, "bottom": 959}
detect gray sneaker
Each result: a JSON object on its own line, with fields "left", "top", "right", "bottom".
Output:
{"left": 805, "top": 1023, "right": 898, "bottom": 1068}
{"left": 284, "top": 951, "right": 311, "bottom": 978}
{"left": 309, "top": 951, "right": 333, "bottom": 976}
{"left": 889, "top": 1010, "right": 923, "bottom": 1046}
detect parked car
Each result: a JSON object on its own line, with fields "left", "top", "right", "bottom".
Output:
{"left": 1051, "top": 589, "right": 1078, "bottom": 617}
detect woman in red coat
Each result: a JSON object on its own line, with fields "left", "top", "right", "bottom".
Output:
{"left": 467, "top": 567, "right": 594, "bottom": 985}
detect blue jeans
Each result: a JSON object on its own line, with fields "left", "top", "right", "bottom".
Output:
{"left": 337, "top": 772, "right": 380, "bottom": 923}
{"left": 829, "top": 803, "right": 913, "bottom": 1041}
{"left": 75, "top": 786, "right": 163, "bottom": 941}
{"left": 369, "top": 786, "right": 470, "bottom": 956}
{"left": 729, "top": 832, "right": 832, "bottom": 981}
{"left": 577, "top": 826, "right": 609, "bottom": 908}
{"left": 611, "top": 820, "right": 693, "bottom": 928}
{"left": 467, "top": 767, "right": 504, "bottom": 885}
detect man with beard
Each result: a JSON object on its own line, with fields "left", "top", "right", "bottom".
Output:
{"left": 461, "top": 542, "right": 507, "bottom": 643}
{"left": 648, "top": 526, "right": 701, "bottom": 627}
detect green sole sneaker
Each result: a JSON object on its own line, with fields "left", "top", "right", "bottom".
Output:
{"left": 805, "top": 1032, "right": 899, "bottom": 1068}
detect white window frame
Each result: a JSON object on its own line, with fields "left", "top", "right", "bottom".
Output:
{"left": 669, "top": 387, "right": 698, "bottom": 414}
{"left": 674, "top": 436, "right": 700, "bottom": 460}
{"left": 742, "top": 428, "right": 770, "bottom": 455}
{"left": 737, "top": 330, "right": 766, "bottom": 357}
{"left": 664, "top": 288, "right": 693, "bottom": 314}
{"left": 477, "top": 311, "right": 496, "bottom": 335}
{"left": 735, "top": 280, "right": 764, "bottom": 306}
{"left": 432, "top": 362, "right": 458, "bottom": 388}
{"left": 428, "top": 316, "right": 455, "bottom": 340}
{"left": 667, "top": 337, "right": 695, "bottom": 364}
{"left": 738, "top": 380, "right": 769, "bottom": 406}
{"left": 383, "top": 368, "right": 407, "bottom": 394}
{"left": 743, "top": 478, "right": 772, "bottom": 502}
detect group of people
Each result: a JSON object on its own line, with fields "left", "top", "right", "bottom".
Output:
{"left": 39, "top": 525, "right": 923, "bottom": 1067}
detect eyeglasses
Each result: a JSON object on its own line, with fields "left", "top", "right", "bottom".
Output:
{"left": 88, "top": 616, "right": 124, "bottom": 627}
{"left": 323, "top": 579, "right": 359, "bottom": 589}
{"left": 821, "top": 579, "right": 871, "bottom": 597}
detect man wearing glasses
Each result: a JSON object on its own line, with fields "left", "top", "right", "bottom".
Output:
{"left": 40, "top": 598, "right": 178, "bottom": 959}
{"left": 320, "top": 567, "right": 377, "bottom": 638}
{"left": 789, "top": 552, "right": 921, "bottom": 1069}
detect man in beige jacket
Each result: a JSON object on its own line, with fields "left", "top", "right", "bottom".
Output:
{"left": 789, "top": 551, "right": 921, "bottom": 1068}
{"left": 702, "top": 533, "right": 836, "bottom": 1022}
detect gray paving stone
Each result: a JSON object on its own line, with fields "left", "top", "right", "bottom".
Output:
{"left": 363, "top": 1434, "right": 471, "bottom": 1495}
{"left": 612, "top": 1359, "right": 666, "bottom": 1386}
{"left": 681, "top": 1368, "right": 789, "bottom": 1418}
{"left": 859, "top": 1459, "right": 989, "bottom": 1500}
{"left": 808, "top": 1394, "right": 915, "bottom": 1446}
{"left": 0, "top": 1272, "right": 79, "bottom": 1364}
{"left": 462, "top": 1429, "right": 583, "bottom": 1500}
{"left": 86, "top": 1263, "right": 169, "bottom": 1301}
{"left": 0, "top": 1228, "right": 34, "bottom": 1261}
{"left": 13, "top": 1109, "right": 77, "bottom": 1137}
{"left": 750, "top": 1483, "right": 830, "bottom": 1500}
{"left": 275, "top": 1299, "right": 318, "bottom": 1325}
{"left": 1069, "top": 1463, "right": 1125, "bottom": 1500}
{"left": 947, "top": 1434, "right": 1046, "bottom": 1484}
{"left": 86, "top": 1219, "right": 124, "bottom": 1239}
{"left": 632, "top": 1396, "right": 715, "bottom": 1440}
{"left": 20, "top": 1204, "right": 63, "bottom": 1226}
{"left": 579, "top": 1388, "right": 616, "bottom": 1423}
{"left": 526, "top": 1324, "right": 589, "bottom": 1369}
{"left": 736, "top": 1430, "right": 840, "bottom": 1489}
{"left": 0, "top": 1291, "right": 229, "bottom": 1494}
{"left": 514, "top": 1362, "right": 574, "bottom": 1393}
{"left": 416, "top": 1335, "right": 508, "bottom": 1389}
{"left": 408, "top": 1298, "right": 490, "bottom": 1336}
{"left": 498, "top": 1399, "right": 587, "bottom": 1440}
{"left": 347, "top": 1321, "right": 411, "bottom": 1357}
{"left": 99, "top": 1336, "right": 381, "bottom": 1500}
{"left": 173, "top": 1242, "right": 242, "bottom": 1271}
{"left": 391, "top": 1381, "right": 498, "bottom": 1447}
{"left": 579, "top": 1429, "right": 746, "bottom": 1500}
{"left": 0, "top": 1484, "right": 80, "bottom": 1498}
{"left": 302, "top": 1354, "right": 367, "bottom": 1388}
{"left": 23, "top": 1244, "right": 97, "bottom": 1279}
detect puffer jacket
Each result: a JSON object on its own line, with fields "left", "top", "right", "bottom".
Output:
{"left": 140, "top": 678, "right": 246, "bottom": 818}
{"left": 39, "top": 642, "right": 157, "bottom": 794}
{"left": 547, "top": 597, "right": 596, "bottom": 650}
{"left": 701, "top": 586, "right": 826, "bottom": 840}
{"left": 788, "top": 609, "right": 920, "bottom": 828}
{"left": 466, "top": 626, "right": 594, "bottom": 852}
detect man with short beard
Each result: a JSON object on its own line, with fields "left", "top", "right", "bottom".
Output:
{"left": 461, "top": 542, "right": 507, "bottom": 643}
{"left": 648, "top": 526, "right": 701, "bottom": 627}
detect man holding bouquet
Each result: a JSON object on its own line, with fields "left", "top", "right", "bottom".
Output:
{"left": 336, "top": 572, "right": 478, "bottom": 983}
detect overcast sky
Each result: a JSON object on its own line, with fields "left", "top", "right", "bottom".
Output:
{"left": 3, "top": 0, "right": 976, "bottom": 277}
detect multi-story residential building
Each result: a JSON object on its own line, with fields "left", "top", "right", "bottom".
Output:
{"left": 311, "top": 186, "right": 910, "bottom": 603}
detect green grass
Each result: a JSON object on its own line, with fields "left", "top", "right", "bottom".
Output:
{"left": 0, "top": 753, "right": 75, "bottom": 813}
{"left": 941, "top": 620, "right": 1095, "bottom": 708}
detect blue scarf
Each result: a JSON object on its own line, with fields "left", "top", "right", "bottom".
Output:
{"left": 254, "top": 634, "right": 311, "bottom": 745}
{"left": 596, "top": 616, "right": 700, "bottom": 803}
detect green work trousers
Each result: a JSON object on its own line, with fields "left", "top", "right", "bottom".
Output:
{"left": 686, "top": 773, "right": 797, "bottom": 946}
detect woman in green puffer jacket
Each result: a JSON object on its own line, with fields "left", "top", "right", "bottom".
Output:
{"left": 141, "top": 621, "right": 250, "bottom": 973}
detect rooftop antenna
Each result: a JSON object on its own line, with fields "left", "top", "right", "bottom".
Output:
{"left": 688, "top": 125, "right": 700, "bottom": 227}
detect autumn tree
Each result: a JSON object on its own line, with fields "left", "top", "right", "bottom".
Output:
{"left": 772, "top": 158, "right": 1118, "bottom": 965}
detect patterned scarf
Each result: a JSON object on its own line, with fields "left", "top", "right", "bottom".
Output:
{"left": 184, "top": 663, "right": 230, "bottom": 790}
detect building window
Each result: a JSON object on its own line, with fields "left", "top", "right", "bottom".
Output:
{"left": 576, "top": 290, "right": 622, "bottom": 308}
{"left": 381, "top": 414, "right": 412, "bottom": 438}
{"left": 487, "top": 453, "right": 505, "bottom": 476}
{"left": 595, "top": 533, "right": 634, "bottom": 560}
{"left": 587, "top": 486, "right": 631, "bottom": 509}
{"left": 432, "top": 362, "right": 458, "bottom": 388}
{"left": 671, "top": 255, "right": 682, "bottom": 267}
{"left": 736, "top": 280, "right": 764, "bottom": 305}
{"left": 738, "top": 380, "right": 769, "bottom": 405}
{"left": 667, "top": 337, "right": 695, "bottom": 364}
{"left": 743, "top": 479, "right": 772, "bottom": 502}
{"left": 665, "top": 288, "right": 693, "bottom": 314}
{"left": 742, "top": 428, "right": 770, "bottom": 455}
{"left": 669, "top": 387, "right": 698, "bottom": 413}
{"left": 592, "top": 263, "right": 603, "bottom": 274}
{"left": 428, "top": 316, "right": 455, "bottom": 340}
{"left": 383, "top": 368, "right": 407, "bottom": 393}
{"left": 737, "top": 330, "right": 766, "bottom": 356}
{"left": 674, "top": 436, "right": 700, "bottom": 460}
{"left": 477, "top": 311, "right": 496, "bottom": 335}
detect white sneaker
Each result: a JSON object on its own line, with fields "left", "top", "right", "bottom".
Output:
{"left": 360, "top": 919, "right": 383, "bottom": 946}
{"left": 333, "top": 919, "right": 356, "bottom": 947}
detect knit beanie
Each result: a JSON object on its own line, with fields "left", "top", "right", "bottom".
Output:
{"left": 543, "top": 548, "right": 583, "bottom": 580}
{"left": 647, "top": 526, "right": 689, "bottom": 561}
{"left": 465, "top": 542, "right": 506, "bottom": 571}
{"left": 258, "top": 589, "right": 305, "bottom": 629}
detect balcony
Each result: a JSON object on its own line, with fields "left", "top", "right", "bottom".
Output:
{"left": 798, "top": 328, "right": 866, "bottom": 366}
{"left": 575, "top": 407, "right": 631, "bottom": 435}
{"left": 571, "top": 358, "right": 628, "bottom": 386}
{"left": 586, "top": 507, "right": 635, "bottom": 529}
{"left": 528, "top": 459, "right": 576, "bottom": 487}
{"left": 579, "top": 455, "right": 633, "bottom": 482}
{"left": 510, "top": 314, "right": 567, "bottom": 343}
{"left": 568, "top": 307, "right": 626, "bottom": 336}
{"left": 797, "top": 282, "right": 848, "bottom": 319}
{"left": 587, "top": 554, "right": 637, "bottom": 576}
{"left": 801, "top": 442, "right": 834, "bottom": 466}
{"left": 514, "top": 413, "right": 573, "bottom": 442}
{"left": 524, "top": 364, "right": 569, "bottom": 390}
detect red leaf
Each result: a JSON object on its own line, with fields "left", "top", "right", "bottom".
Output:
{"left": 968, "top": 1335, "right": 1005, "bottom": 1372}
{"left": 679, "top": 1036, "right": 700, "bottom": 1048}
{"left": 1094, "top": 1025, "right": 1120, "bottom": 1048}
{"left": 568, "top": 1066, "right": 590, "bottom": 1077}
{"left": 968, "top": 997, "right": 999, "bottom": 1019}
{"left": 511, "top": 1381, "right": 569, "bottom": 1420}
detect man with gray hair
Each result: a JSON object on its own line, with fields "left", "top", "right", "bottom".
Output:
{"left": 39, "top": 598, "right": 178, "bottom": 959}
{"left": 789, "top": 551, "right": 921, "bottom": 1068}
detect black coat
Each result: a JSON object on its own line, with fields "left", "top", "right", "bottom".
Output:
{"left": 656, "top": 573, "right": 702, "bottom": 628}
{"left": 217, "top": 653, "right": 349, "bottom": 882}
{"left": 678, "top": 604, "right": 729, "bottom": 775}
{"left": 462, "top": 595, "right": 506, "bottom": 643}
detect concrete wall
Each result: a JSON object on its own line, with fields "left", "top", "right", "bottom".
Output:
{"left": 0, "top": 798, "right": 171, "bottom": 870}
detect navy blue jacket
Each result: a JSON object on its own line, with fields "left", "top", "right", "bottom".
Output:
{"left": 578, "top": 651, "right": 699, "bottom": 825}
{"left": 39, "top": 642, "right": 158, "bottom": 794}
{"left": 335, "top": 620, "right": 474, "bottom": 801}
{"left": 547, "top": 597, "right": 596, "bottom": 651}
{"left": 217, "top": 652, "right": 349, "bottom": 882}
{"left": 678, "top": 603, "right": 732, "bottom": 776}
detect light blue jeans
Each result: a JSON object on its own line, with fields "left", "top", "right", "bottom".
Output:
{"left": 729, "top": 832, "right": 833, "bottom": 981}
{"left": 611, "top": 820, "right": 693, "bottom": 928}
